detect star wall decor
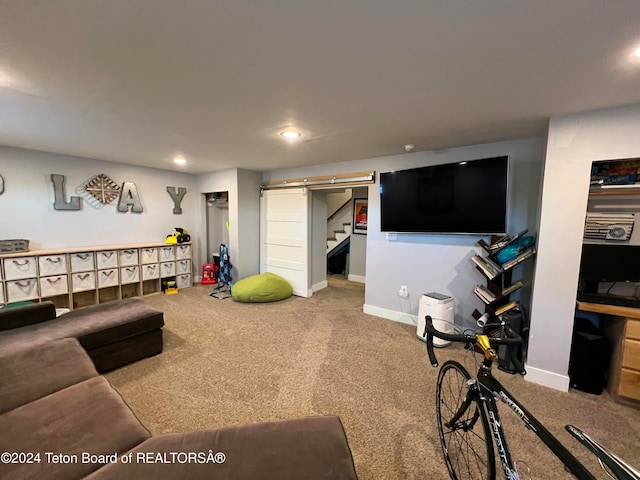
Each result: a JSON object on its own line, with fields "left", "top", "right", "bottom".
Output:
{"left": 84, "top": 173, "right": 120, "bottom": 204}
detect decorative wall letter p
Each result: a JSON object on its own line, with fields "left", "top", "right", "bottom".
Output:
{"left": 166, "top": 186, "right": 187, "bottom": 214}
{"left": 51, "top": 174, "right": 82, "bottom": 210}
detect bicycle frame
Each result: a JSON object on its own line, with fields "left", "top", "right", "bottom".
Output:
{"left": 474, "top": 359, "right": 597, "bottom": 480}
{"left": 425, "top": 316, "right": 639, "bottom": 480}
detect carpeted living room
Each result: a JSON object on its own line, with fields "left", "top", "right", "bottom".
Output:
{"left": 3, "top": 2, "right": 640, "bottom": 480}
{"left": 106, "top": 277, "right": 640, "bottom": 480}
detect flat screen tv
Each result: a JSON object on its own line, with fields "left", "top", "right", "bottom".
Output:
{"left": 380, "top": 156, "right": 509, "bottom": 234}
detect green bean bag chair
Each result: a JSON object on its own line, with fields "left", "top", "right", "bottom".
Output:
{"left": 232, "top": 272, "right": 293, "bottom": 303}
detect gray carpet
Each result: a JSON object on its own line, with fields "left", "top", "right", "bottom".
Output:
{"left": 106, "top": 276, "right": 640, "bottom": 479}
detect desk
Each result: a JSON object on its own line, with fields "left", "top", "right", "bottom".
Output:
{"left": 577, "top": 302, "right": 640, "bottom": 406}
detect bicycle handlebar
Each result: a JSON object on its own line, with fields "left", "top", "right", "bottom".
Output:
{"left": 424, "top": 315, "right": 523, "bottom": 368}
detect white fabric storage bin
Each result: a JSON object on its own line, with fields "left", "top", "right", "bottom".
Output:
{"left": 96, "top": 250, "right": 118, "bottom": 269}
{"left": 177, "top": 273, "right": 192, "bottom": 289}
{"left": 176, "top": 259, "right": 191, "bottom": 275}
{"left": 71, "top": 271, "right": 96, "bottom": 292}
{"left": 70, "top": 252, "right": 94, "bottom": 272}
{"left": 97, "top": 268, "right": 119, "bottom": 288}
{"left": 38, "top": 255, "right": 67, "bottom": 276}
{"left": 0, "top": 283, "right": 5, "bottom": 303}
{"left": 159, "top": 246, "right": 176, "bottom": 261}
{"left": 6, "top": 278, "right": 39, "bottom": 302}
{"left": 40, "top": 275, "right": 68, "bottom": 297}
{"left": 120, "top": 266, "right": 140, "bottom": 284}
{"left": 142, "top": 263, "right": 159, "bottom": 280}
{"left": 119, "top": 249, "right": 139, "bottom": 266}
{"left": 176, "top": 244, "right": 191, "bottom": 259}
{"left": 140, "top": 247, "right": 158, "bottom": 264}
{"left": 4, "top": 257, "right": 37, "bottom": 280}
{"left": 160, "top": 261, "right": 176, "bottom": 277}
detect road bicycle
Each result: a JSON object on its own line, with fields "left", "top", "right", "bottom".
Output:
{"left": 423, "top": 314, "right": 640, "bottom": 480}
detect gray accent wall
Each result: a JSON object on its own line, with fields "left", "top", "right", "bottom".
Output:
{"left": 264, "top": 138, "right": 544, "bottom": 330}
{"left": 0, "top": 146, "right": 199, "bottom": 256}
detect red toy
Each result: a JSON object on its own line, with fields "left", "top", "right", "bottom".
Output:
{"left": 201, "top": 263, "right": 218, "bottom": 285}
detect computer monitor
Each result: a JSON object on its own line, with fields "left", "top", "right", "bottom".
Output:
{"left": 579, "top": 243, "right": 640, "bottom": 293}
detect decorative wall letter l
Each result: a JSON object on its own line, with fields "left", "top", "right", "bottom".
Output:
{"left": 117, "top": 182, "right": 144, "bottom": 213}
{"left": 166, "top": 186, "right": 187, "bottom": 214}
{"left": 51, "top": 174, "right": 82, "bottom": 210}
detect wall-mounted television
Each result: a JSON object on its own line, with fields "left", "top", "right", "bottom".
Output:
{"left": 380, "top": 156, "right": 509, "bottom": 235}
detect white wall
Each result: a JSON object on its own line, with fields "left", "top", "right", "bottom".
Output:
{"left": 196, "top": 168, "right": 262, "bottom": 282}
{"left": 527, "top": 103, "right": 640, "bottom": 391}
{"left": 0, "top": 146, "right": 199, "bottom": 254}
{"left": 264, "top": 138, "right": 544, "bottom": 328}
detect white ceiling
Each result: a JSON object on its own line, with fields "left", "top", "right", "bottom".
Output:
{"left": 1, "top": 1, "right": 640, "bottom": 174}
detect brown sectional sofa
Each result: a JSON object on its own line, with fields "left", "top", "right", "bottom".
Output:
{"left": 0, "top": 299, "right": 164, "bottom": 372}
{"left": 0, "top": 306, "right": 358, "bottom": 480}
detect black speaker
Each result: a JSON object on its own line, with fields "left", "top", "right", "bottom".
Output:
{"left": 497, "top": 308, "right": 527, "bottom": 373}
{"left": 569, "top": 319, "right": 612, "bottom": 395}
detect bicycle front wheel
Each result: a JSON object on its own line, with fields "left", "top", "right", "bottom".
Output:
{"left": 436, "top": 360, "right": 495, "bottom": 480}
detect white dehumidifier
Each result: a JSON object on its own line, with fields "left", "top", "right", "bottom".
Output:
{"left": 417, "top": 292, "right": 454, "bottom": 347}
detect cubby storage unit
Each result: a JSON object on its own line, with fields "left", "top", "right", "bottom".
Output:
{"left": 0, "top": 242, "right": 192, "bottom": 310}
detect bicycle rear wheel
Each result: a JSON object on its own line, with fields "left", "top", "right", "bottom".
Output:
{"left": 436, "top": 360, "right": 495, "bottom": 480}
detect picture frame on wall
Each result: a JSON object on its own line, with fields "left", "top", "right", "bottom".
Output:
{"left": 353, "top": 198, "right": 368, "bottom": 234}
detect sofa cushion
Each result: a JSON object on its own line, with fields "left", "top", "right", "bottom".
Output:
{"left": 89, "top": 328, "right": 163, "bottom": 373}
{"left": 85, "top": 415, "right": 358, "bottom": 480}
{"left": 0, "top": 300, "right": 56, "bottom": 331}
{"left": 0, "top": 376, "right": 150, "bottom": 480}
{"left": 232, "top": 272, "right": 293, "bottom": 303}
{"left": 0, "top": 338, "right": 97, "bottom": 414}
{"left": 0, "top": 298, "right": 163, "bottom": 357}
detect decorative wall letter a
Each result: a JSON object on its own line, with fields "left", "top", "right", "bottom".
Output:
{"left": 166, "top": 186, "right": 187, "bottom": 214}
{"left": 117, "top": 182, "right": 143, "bottom": 213}
{"left": 51, "top": 174, "right": 82, "bottom": 210}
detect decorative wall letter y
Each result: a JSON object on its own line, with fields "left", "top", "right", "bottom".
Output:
{"left": 117, "top": 182, "right": 144, "bottom": 213}
{"left": 51, "top": 174, "right": 82, "bottom": 210}
{"left": 166, "top": 186, "right": 187, "bottom": 214}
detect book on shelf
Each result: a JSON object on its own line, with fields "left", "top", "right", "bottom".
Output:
{"left": 471, "top": 255, "right": 499, "bottom": 279}
{"left": 483, "top": 256, "right": 503, "bottom": 275}
{"left": 474, "top": 284, "right": 496, "bottom": 304}
{"left": 502, "top": 247, "right": 536, "bottom": 270}
{"left": 501, "top": 280, "right": 523, "bottom": 296}
{"left": 494, "top": 300, "right": 519, "bottom": 316}
{"left": 478, "top": 229, "right": 529, "bottom": 254}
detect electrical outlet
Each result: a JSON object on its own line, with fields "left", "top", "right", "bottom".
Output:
{"left": 398, "top": 285, "right": 408, "bottom": 298}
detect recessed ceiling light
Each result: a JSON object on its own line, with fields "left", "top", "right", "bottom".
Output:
{"left": 280, "top": 129, "right": 301, "bottom": 140}
{"left": 634, "top": 47, "right": 640, "bottom": 57}
{"left": 173, "top": 155, "right": 187, "bottom": 165}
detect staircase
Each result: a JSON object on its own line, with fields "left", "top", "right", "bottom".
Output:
{"left": 327, "top": 223, "right": 352, "bottom": 253}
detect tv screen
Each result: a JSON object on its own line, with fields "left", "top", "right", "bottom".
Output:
{"left": 380, "top": 156, "right": 509, "bottom": 234}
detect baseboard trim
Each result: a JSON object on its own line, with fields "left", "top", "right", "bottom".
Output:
{"left": 363, "top": 304, "right": 417, "bottom": 326}
{"left": 347, "top": 274, "right": 366, "bottom": 284}
{"left": 523, "top": 365, "right": 570, "bottom": 392}
{"left": 313, "top": 280, "right": 328, "bottom": 292}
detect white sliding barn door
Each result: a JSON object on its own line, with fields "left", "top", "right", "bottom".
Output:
{"left": 260, "top": 188, "right": 310, "bottom": 297}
